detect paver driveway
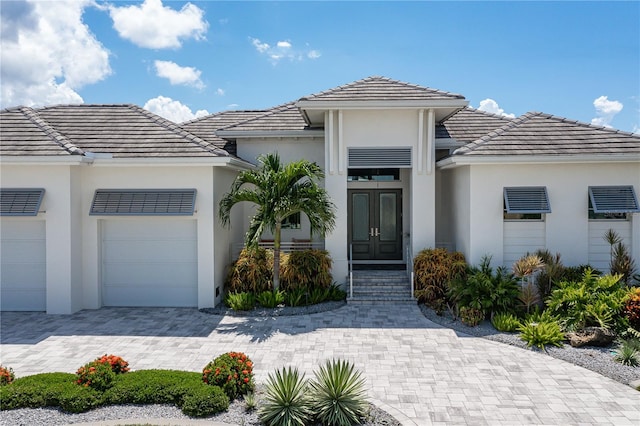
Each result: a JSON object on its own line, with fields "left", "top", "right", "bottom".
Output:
{"left": 1, "top": 304, "right": 639, "bottom": 425}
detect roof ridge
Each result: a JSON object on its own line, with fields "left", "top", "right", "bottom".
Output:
{"left": 453, "top": 112, "right": 539, "bottom": 155}
{"left": 461, "top": 106, "right": 516, "bottom": 121}
{"left": 129, "top": 105, "right": 231, "bottom": 156}
{"left": 298, "top": 75, "right": 465, "bottom": 101}
{"left": 18, "top": 106, "right": 85, "bottom": 155}
{"left": 530, "top": 111, "right": 640, "bottom": 137}
{"left": 180, "top": 108, "right": 270, "bottom": 125}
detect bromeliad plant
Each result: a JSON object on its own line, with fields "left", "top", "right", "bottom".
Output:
{"left": 202, "top": 352, "right": 254, "bottom": 400}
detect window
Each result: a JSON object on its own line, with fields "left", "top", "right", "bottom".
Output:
{"left": 282, "top": 212, "right": 301, "bottom": 229}
{"left": 90, "top": 189, "right": 196, "bottom": 215}
{"left": 347, "top": 168, "right": 400, "bottom": 181}
{"left": 588, "top": 186, "right": 639, "bottom": 220}
{"left": 503, "top": 186, "right": 550, "bottom": 220}
{"left": 0, "top": 188, "right": 44, "bottom": 216}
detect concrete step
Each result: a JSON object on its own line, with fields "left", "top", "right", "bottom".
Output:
{"left": 347, "top": 296, "right": 417, "bottom": 305}
{"left": 351, "top": 284, "right": 411, "bottom": 292}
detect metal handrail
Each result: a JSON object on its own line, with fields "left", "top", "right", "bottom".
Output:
{"left": 349, "top": 243, "right": 353, "bottom": 299}
{"left": 406, "top": 242, "right": 414, "bottom": 299}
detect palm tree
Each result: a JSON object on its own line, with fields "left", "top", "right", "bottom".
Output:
{"left": 219, "top": 152, "right": 336, "bottom": 290}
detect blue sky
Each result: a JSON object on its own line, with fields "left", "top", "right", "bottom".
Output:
{"left": 1, "top": 1, "right": 639, "bottom": 132}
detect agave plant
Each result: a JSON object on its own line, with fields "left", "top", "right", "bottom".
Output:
{"left": 309, "top": 359, "right": 368, "bottom": 426}
{"left": 259, "top": 366, "right": 312, "bottom": 426}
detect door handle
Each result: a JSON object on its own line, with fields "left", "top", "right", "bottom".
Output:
{"left": 369, "top": 228, "right": 380, "bottom": 237}
{"left": 375, "top": 228, "right": 380, "bottom": 237}
{"left": 370, "top": 228, "right": 374, "bottom": 237}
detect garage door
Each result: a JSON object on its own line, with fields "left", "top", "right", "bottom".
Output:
{"left": 0, "top": 220, "right": 46, "bottom": 311}
{"left": 102, "top": 219, "right": 197, "bottom": 307}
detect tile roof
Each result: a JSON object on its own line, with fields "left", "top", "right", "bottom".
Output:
{"left": 180, "top": 110, "right": 268, "bottom": 155}
{"left": 218, "top": 103, "right": 311, "bottom": 132}
{"left": 0, "top": 107, "right": 80, "bottom": 156}
{"left": 1, "top": 105, "right": 231, "bottom": 158}
{"left": 299, "top": 76, "right": 465, "bottom": 102}
{"left": 453, "top": 112, "right": 640, "bottom": 156}
{"left": 437, "top": 107, "right": 515, "bottom": 143}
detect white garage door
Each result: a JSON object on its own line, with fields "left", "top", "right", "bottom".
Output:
{"left": 0, "top": 220, "right": 46, "bottom": 311}
{"left": 102, "top": 219, "right": 197, "bottom": 307}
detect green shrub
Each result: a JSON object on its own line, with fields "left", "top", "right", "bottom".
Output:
{"left": 449, "top": 255, "right": 519, "bottom": 318}
{"left": 613, "top": 339, "right": 640, "bottom": 367}
{"left": 328, "top": 283, "right": 347, "bottom": 301}
{"left": 546, "top": 269, "right": 628, "bottom": 331}
{"left": 180, "top": 385, "right": 229, "bottom": 417}
{"left": 0, "top": 373, "right": 81, "bottom": 410}
{"left": 308, "top": 288, "right": 329, "bottom": 305}
{"left": 413, "top": 248, "right": 467, "bottom": 309}
{"left": 76, "top": 361, "right": 116, "bottom": 391}
{"left": 285, "top": 288, "right": 307, "bottom": 307}
{"left": 281, "top": 249, "right": 333, "bottom": 292}
{"left": 202, "top": 352, "right": 254, "bottom": 400}
{"left": 0, "top": 365, "right": 15, "bottom": 386}
{"left": 459, "top": 306, "right": 484, "bottom": 327}
{"left": 56, "top": 382, "right": 102, "bottom": 413}
{"left": 561, "top": 265, "right": 601, "bottom": 283}
{"left": 259, "top": 366, "right": 312, "bottom": 426}
{"left": 225, "top": 292, "right": 256, "bottom": 311}
{"left": 225, "top": 247, "right": 273, "bottom": 293}
{"left": 309, "top": 359, "right": 368, "bottom": 426}
{"left": 519, "top": 318, "right": 565, "bottom": 350}
{"left": 256, "top": 290, "right": 285, "bottom": 308}
{"left": 491, "top": 312, "right": 522, "bottom": 332}
{"left": 102, "top": 370, "right": 200, "bottom": 405}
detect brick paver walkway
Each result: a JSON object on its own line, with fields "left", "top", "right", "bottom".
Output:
{"left": 1, "top": 305, "right": 639, "bottom": 425}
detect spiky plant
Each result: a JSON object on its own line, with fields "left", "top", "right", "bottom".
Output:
{"left": 512, "top": 254, "right": 545, "bottom": 279}
{"left": 613, "top": 339, "right": 640, "bottom": 367}
{"left": 259, "top": 366, "right": 312, "bottom": 426}
{"left": 309, "top": 359, "right": 368, "bottom": 426}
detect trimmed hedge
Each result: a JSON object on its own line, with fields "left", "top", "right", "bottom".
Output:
{"left": 0, "top": 370, "right": 229, "bottom": 417}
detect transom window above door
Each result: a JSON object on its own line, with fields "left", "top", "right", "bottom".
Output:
{"left": 348, "top": 168, "right": 400, "bottom": 181}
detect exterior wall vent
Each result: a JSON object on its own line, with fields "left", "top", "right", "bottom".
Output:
{"left": 589, "top": 186, "right": 639, "bottom": 213}
{"left": 0, "top": 188, "right": 45, "bottom": 216}
{"left": 90, "top": 189, "right": 197, "bottom": 216}
{"left": 348, "top": 147, "right": 412, "bottom": 168}
{"left": 504, "top": 186, "right": 551, "bottom": 213}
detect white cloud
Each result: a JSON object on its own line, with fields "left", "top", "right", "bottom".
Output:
{"left": 477, "top": 99, "right": 516, "bottom": 118}
{"left": 108, "top": 0, "right": 208, "bottom": 49}
{"left": 0, "top": 0, "right": 111, "bottom": 108}
{"left": 154, "top": 60, "right": 204, "bottom": 89}
{"left": 216, "top": 88, "right": 225, "bottom": 96}
{"left": 590, "top": 95, "right": 623, "bottom": 128}
{"left": 250, "top": 37, "right": 270, "bottom": 53}
{"left": 249, "top": 37, "right": 320, "bottom": 64}
{"left": 143, "top": 96, "right": 209, "bottom": 123}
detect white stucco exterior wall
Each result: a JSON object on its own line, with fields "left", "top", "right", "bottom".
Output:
{"left": 441, "top": 161, "right": 640, "bottom": 268}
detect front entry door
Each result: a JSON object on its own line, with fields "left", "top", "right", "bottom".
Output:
{"left": 348, "top": 189, "right": 402, "bottom": 260}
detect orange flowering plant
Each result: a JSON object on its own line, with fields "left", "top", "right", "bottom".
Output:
{"left": 75, "top": 354, "right": 129, "bottom": 390}
{"left": 623, "top": 287, "right": 640, "bottom": 329}
{"left": 0, "top": 365, "right": 15, "bottom": 386}
{"left": 202, "top": 351, "right": 254, "bottom": 399}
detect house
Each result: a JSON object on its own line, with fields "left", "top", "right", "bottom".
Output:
{"left": 2, "top": 76, "right": 639, "bottom": 313}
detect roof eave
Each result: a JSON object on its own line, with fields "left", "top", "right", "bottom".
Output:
{"left": 437, "top": 153, "right": 640, "bottom": 169}
{"left": 295, "top": 99, "right": 468, "bottom": 110}
{"left": 0, "top": 155, "right": 87, "bottom": 165}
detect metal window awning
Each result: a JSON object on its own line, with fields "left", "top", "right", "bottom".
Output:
{"left": 348, "top": 147, "right": 412, "bottom": 168}
{"left": 504, "top": 187, "right": 551, "bottom": 214}
{"left": 90, "top": 189, "right": 197, "bottom": 215}
{"left": 0, "top": 188, "right": 45, "bottom": 216}
{"left": 589, "top": 186, "right": 639, "bottom": 213}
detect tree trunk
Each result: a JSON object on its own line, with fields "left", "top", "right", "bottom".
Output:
{"left": 273, "top": 222, "right": 282, "bottom": 290}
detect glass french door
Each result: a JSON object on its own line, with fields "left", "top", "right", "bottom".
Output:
{"left": 348, "top": 189, "right": 402, "bottom": 260}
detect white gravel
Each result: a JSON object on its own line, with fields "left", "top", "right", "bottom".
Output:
{"left": 419, "top": 304, "right": 640, "bottom": 386}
